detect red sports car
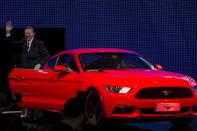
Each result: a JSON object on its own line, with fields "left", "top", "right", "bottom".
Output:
{"left": 9, "top": 48, "right": 197, "bottom": 125}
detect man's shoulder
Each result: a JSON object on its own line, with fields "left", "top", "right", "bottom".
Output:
{"left": 33, "top": 38, "right": 44, "bottom": 44}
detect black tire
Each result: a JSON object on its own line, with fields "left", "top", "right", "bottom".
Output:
{"left": 85, "top": 89, "right": 104, "bottom": 128}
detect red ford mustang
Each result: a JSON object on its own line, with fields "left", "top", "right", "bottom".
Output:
{"left": 9, "top": 48, "right": 197, "bottom": 125}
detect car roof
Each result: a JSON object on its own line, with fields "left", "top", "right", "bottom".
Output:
{"left": 53, "top": 48, "right": 138, "bottom": 57}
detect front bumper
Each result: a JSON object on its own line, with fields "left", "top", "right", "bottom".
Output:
{"left": 103, "top": 92, "right": 197, "bottom": 119}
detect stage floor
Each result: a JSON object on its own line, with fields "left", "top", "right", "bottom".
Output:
{"left": 0, "top": 113, "right": 196, "bottom": 131}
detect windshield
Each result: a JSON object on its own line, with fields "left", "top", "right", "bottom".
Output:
{"left": 79, "top": 52, "right": 155, "bottom": 71}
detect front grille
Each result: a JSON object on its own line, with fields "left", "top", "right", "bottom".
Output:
{"left": 136, "top": 87, "right": 193, "bottom": 99}
{"left": 140, "top": 107, "right": 190, "bottom": 114}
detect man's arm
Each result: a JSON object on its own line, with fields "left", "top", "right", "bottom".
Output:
{"left": 5, "top": 21, "right": 14, "bottom": 43}
{"left": 37, "top": 40, "right": 50, "bottom": 68}
{"left": 5, "top": 21, "right": 21, "bottom": 54}
{"left": 6, "top": 21, "right": 13, "bottom": 38}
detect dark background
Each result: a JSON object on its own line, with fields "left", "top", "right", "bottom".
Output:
{"left": 0, "top": 28, "right": 65, "bottom": 56}
{"left": 0, "top": 0, "right": 196, "bottom": 80}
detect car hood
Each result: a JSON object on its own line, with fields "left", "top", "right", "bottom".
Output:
{"left": 82, "top": 69, "right": 191, "bottom": 87}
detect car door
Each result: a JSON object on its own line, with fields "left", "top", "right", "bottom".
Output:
{"left": 10, "top": 55, "right": 79, "bottom": 111}
{"left": 9, "top": 67, "right": 56, "bottom": 110}
{"left": 38, "top": 54, "right": 80, "bottom": 111}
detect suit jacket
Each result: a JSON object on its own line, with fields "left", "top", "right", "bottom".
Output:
{"left": 20, "top": 38, "right": 50, "bottom": 69}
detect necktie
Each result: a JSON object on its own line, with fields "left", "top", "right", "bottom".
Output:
{"left": 27, "top": 41, "right": 30, "bottom": 52}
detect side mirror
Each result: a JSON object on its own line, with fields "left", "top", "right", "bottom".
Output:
{"left": 154, "top": 64, "right": 163, "bottom": 71}
{"left": 53, "top": 65, "right": 68, "bottom": 72}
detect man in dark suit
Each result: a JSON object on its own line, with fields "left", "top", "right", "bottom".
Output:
{"left": 20, "top": 26, "right": 50, "bottom": 69}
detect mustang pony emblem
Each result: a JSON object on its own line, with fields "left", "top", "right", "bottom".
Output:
{"left": 165, "top": 105, "right": 174, "bottom": 110}
{"left": 161, "top": 90, "right": 173, "bottom": 96}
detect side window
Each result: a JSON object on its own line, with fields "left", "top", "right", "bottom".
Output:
{"left": 47, "top": 57, "right": 59, "bottom": 69}
{"left": 58, "top": 55, "right": 78, "bottom": 72}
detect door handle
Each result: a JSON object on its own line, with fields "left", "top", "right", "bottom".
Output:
{"left": 12, "top": 76, "right": 25, "bottom": 81}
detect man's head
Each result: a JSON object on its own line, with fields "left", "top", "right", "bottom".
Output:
{"left": 63, "top": 97, "right": 84, "bottom": 130}
{"left": 64, "top": 98, "right": 84, "bottom": 118}
{"left": 24, "top": 26, "right": 35, "bottom": 41}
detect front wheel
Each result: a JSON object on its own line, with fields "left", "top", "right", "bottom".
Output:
{"left": 85, "top": 89, "right": 104, "bottom": 127}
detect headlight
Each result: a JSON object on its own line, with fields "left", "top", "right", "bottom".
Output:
{"left": 192, "top": 86, "right": 197, "bottom": 92}
{"left": 104, "top": 85, "right": 132, "bottom": 94}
